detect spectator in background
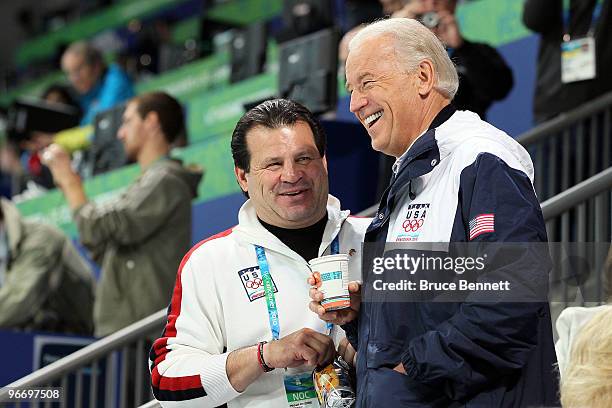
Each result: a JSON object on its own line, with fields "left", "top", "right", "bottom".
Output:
{"left": 555, "top": 245, "right": 612, "bottom": 378}
{"left": 0, "top": 139, "right": 27, "bottom": 197}
{"left": 43, "top": 92, "right": 203, "bottom": 337}
{"left": 560, "top": 306, "right": 612, "bottom": 408}
{"left": 14, "top": 83, "right": 85, "bottom": 156}
{"left": 556, "top": 303, "right": 612, "bottom": 378}
{"left": 42, "top": 83, "right": 83, "bottom": 120}
{"left": 343, "top": 0, "right": 382, "bottom": 33}
{"left": 6, "top": 84, "right": 85, "bottom": 196}
{"left": 523, "top": 0, "right": 612, "bottom": 123}
{"left": 0, "top": 197, "right": 94, "bottom": 334}
{"left": 61, "top": 41, "right": 135, "bottom": 126}
{"left": 387, "top": 0, "right": 514, "bottom": 119}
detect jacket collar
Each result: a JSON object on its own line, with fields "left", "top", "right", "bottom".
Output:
{"left": 391, "top": 105, "right": 455, "bottom": 195}
{"left": 367, "top": 105, "right": 455, "bottom": 238}
{"left": 234, "top": 195, "right": 349, "bottom": 262}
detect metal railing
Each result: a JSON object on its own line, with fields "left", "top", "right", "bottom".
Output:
{"left": 544, "top": 168, "right": 612, "bottom": 309}
{"left": 0, "top": 310, "right": 166, "bottom": 407}
{"left": 543, "top": 161, "right": 612, "bottom": 244}
{"left": 2, "top": 171, "right": 610, "bottom": 408}
{"left": 516, "top": 90, "right": 612, "bottom": 202}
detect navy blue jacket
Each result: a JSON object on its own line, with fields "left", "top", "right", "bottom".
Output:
{"left": 344, "top": 106, "right": 559, "bottom": 407}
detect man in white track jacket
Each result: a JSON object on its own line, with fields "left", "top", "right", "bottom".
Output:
{"left": 150, "top": 99, "right": 370, "bottom": 407}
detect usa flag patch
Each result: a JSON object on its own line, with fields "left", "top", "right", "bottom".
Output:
{"left": 469, "top": 214, "right": 495, "bottom": 240}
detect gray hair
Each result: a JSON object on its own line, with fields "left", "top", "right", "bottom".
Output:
{"left": 348, "top": 18, "right": 458, "bottom": 99}
{"left": 63, "top": 41, "right": 105, "bottom": 68}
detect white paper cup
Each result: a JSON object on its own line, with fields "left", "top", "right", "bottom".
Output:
{"left": 309, "top": 254, "right": 350, "bottom": 311}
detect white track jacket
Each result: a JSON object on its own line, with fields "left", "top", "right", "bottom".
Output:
{"left": 150, "top": 195, "right": 370, "bottom": 407}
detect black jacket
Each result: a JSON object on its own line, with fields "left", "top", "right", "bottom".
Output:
{"left": 451, "top": 40, "right": 514, "bottom": 119}
{"left": 523, "top": 0, "right": 612, "bottom": 123}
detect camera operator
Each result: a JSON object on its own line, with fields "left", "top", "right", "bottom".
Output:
{"left": 389, "top": 0, "right": 514, "bottom": 119}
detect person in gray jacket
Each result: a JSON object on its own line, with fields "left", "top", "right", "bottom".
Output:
{"left": 0, "top": 198, "right": 94, "bottom": 334}
{"left": 44, "top": 92, "right": 203, "bottom": 337}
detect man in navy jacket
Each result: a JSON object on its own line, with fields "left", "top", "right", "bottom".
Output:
{"left": 310, "top": 18, "right": 558, "bottom": 407}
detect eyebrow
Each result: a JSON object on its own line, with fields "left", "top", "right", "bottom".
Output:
{"left": 294, "top": 148, "right": 319, "bottom": 157}
{"left": 260, "top": 148, "right": 319, "bottom": 164}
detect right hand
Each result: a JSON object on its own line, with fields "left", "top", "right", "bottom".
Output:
{"left": 308, "top": 274, "right": 361, "bottom": 325}
{"left": 264, "top": 328, "right": 336, "bottom": 369}
{"left": 41, "top": 144, "right": 79, "bottom": 189}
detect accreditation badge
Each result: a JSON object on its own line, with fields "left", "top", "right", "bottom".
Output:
{"left": 284, "top": 370, "right": 320, "bottom": 408}
{"left": 561, "top": 36, "right": 596, "bottom": 83}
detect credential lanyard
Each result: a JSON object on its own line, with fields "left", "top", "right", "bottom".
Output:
{"left": 255, "top": 235, "right": 340, "bottom": 340}
{"left": 563, "top": 0, "right": 604, "bottom": 39}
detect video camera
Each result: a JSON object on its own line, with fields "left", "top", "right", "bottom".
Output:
{"left": 6, "top": 98, "right": 80, "bottom": 144}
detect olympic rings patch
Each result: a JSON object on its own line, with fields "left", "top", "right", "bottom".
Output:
{"left": 238, "top": 266, "right": 277, "bottom": 302}
{"left": 402, "top": 218, "right": 424, "bottom": 232}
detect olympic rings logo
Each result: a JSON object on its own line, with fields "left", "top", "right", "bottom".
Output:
{"left": 245, "top": 278, "right": 263, "bottom": 289}
{"left": 402, "top": 218, "right": 424, "bottom": 232}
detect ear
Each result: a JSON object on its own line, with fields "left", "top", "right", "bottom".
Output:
{"left": 416, "top": 59, "right": 436, "bottom": 97}
{"left": 321, "top": 155, "right": 328, "bottom": 172}
{"left": 234, "top": 166, "right": 249, "bottom": 194}
{"left": 144, "top": 111, "right": 161, "bottom": 132}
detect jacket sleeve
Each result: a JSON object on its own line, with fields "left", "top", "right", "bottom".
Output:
{"left": 400, "top": 153, "right": 552, "bottom": 401}
{"left": 0, "top": 225, "right": 62, "bottom": 328}
{"left": 452, "top": 40, "right": 514, "bottom": 103}
{"left": 522, "top": 0, "right": 561, "bottom": 33}
{"left": 74, "top": 168, "right": 189, "bottom": 249}
{"left": 150, "top": 250, "right": 241, "bottom": 406}
{"left": 341, "top": 320, "right": 359, "bottom": 351}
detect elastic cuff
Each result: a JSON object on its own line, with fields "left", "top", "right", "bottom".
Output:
{"left": 341, "top": 319, "right": 359, "bottom": 350}
{"left": 200, "top": 353, "right": 241, "bottom": 400}
{"left": 400, "top": 348, "right": 419, "bottom": 380}
{"left": 72, "top": 201, "right": 91, "bottom": 219}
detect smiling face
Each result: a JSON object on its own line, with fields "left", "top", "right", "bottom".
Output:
{"left": 346, "top": 35, "right": 422, "bottom": 158}
{"left": 235, "top": 121, "right": 329, "bottom": 229}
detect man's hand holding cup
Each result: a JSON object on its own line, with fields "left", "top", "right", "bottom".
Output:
{"left": 308, "top": 273, "right": 361, "bottom": 326}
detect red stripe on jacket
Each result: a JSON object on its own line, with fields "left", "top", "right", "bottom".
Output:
{"left": 151, "top": 227, "right": 234, "bottom": 391}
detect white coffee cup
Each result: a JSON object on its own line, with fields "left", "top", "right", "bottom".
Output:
{"left": 309, "top": 254, "right": 350, "bottom": 311}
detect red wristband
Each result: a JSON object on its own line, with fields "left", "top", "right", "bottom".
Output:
{"left": 257, "top": 341, "right": 274, "bottom": 372}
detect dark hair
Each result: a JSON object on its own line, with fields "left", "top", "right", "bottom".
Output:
{"left": 231, "top": 98, "right": 326, "bottom": 172}
{"left": 42, "top": 84, "right": 76, "bottom": 104}
{"left": 42, "top": 84, "right": 82, "bottom": 115}
{"left": 132, "top": 92, "right": 185, "bottom": 144}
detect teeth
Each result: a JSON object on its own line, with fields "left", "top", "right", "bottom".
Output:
{"left": 365, "top": 111, "right": 383, "bottom": 125}
{"left": 282, "top": 191, "right": 302, "bottom": 196}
